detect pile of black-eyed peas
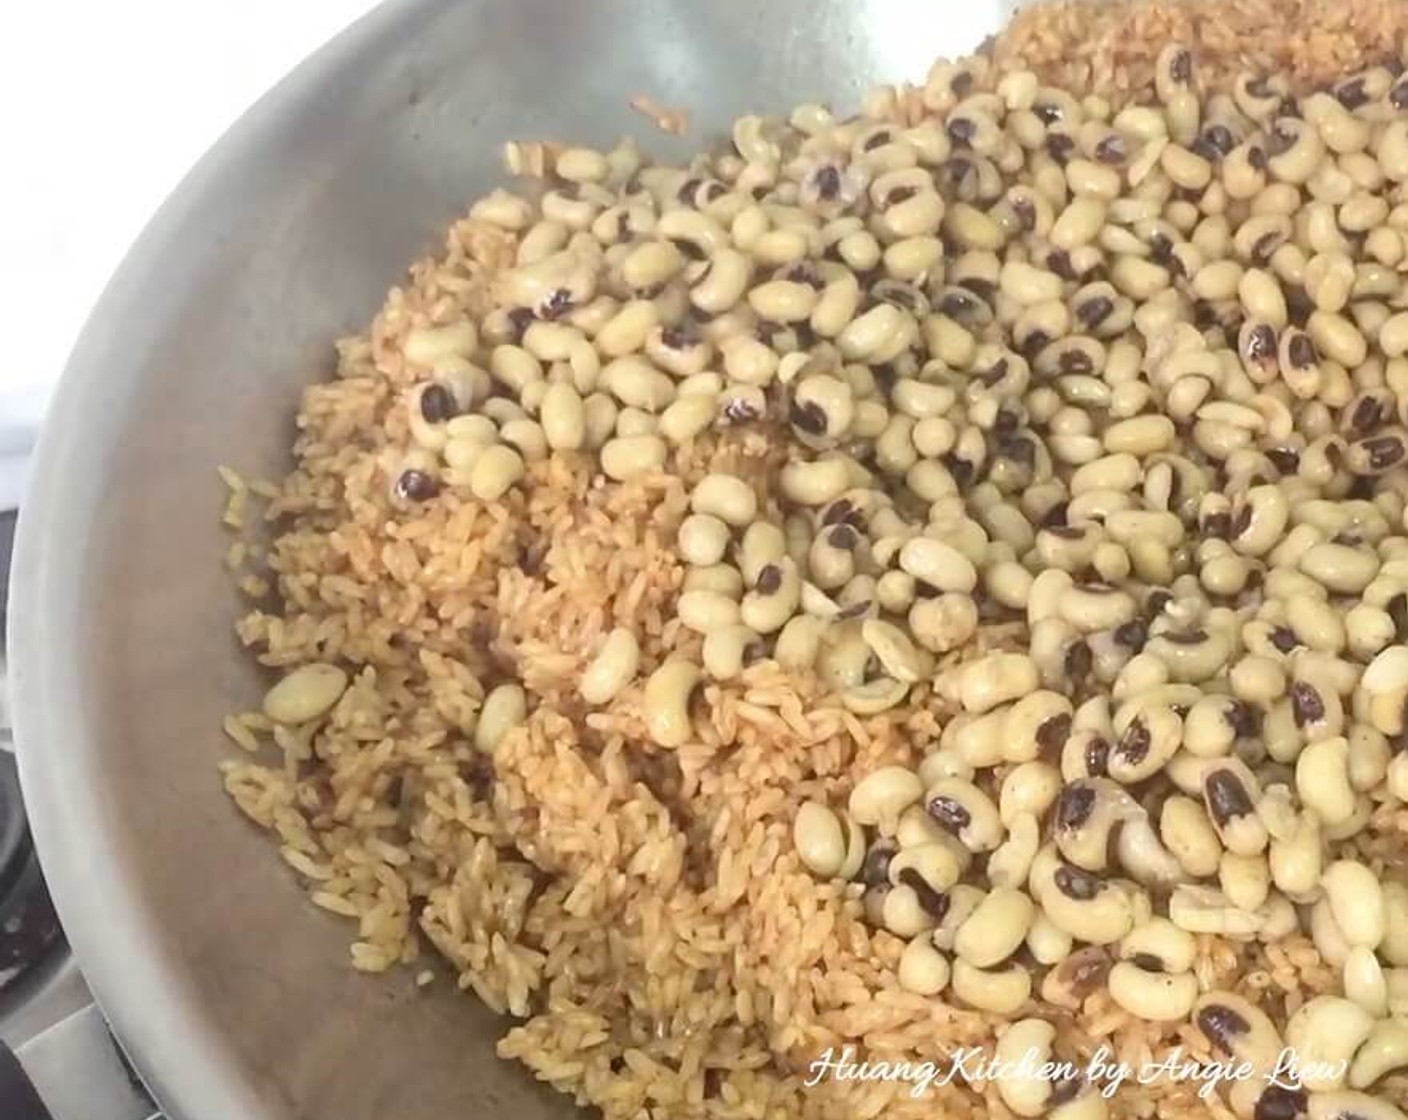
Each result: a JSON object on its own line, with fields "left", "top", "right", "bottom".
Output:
{"left": 360, "top": 34, "right": 1408, "bottom": 1117}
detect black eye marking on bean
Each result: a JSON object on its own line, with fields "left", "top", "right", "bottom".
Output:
{"left": 755, "top": 564, "right": 783, "bottom": 594}
{"left": 859, "top": 842, "right": 895, "bottom": 886}
{"left": 862, "top": 129, "right": 894, "bottom": 152}
{"left": 1269, "top": 625, "right": 1298, "bottom": 653}
{"left": 1197, "top": 124, "right": 1235, "bottom": 158}
{"left": 1349, "top": 395, "right": 1385, "bottom": 435}
{"left": 898, "top": 868, "right": 951, "bottom": 919}
{"left": 1037, "top": 714, "right": 1073, "bottom": 756}
{"left": 813, "top": 165, "right": 842, "bottom": 200}
{"left": 1129, "top": 952, "right": 1163, "bottom": 972}
{"left": 827, "top": 524, "right": 859, "bottom": 550}
{"left": 419, "top": 384, "right": 458, "bottom": 424}
{"left": 1169, "top": 50, "right": 1192, "bottom": 84}
{"left": 1084, "top": 736, "right": 1111, "bottom": 777}
{"left": 723, "top": 396, "right": 760, "bottom": 422}
{"left": 947, "top": 117, "right": 976, "bottom": 146}
{"left": 1266, "top": 121, "right": 1298, "bottom": 156}
{"left": 788, "top": 399, "right": 828, "bottom": 435}
{"left": 1056, "top": 782, "right": 1096, "bottom": 830}
{"left": 1033, "top": 102, "right": 1063, "bottom": 124}
{"left": 541, "top": 288, "right": 574, "bottom": 319}
{"left": 1046, "top": 132, "right": 1076, "bottom": 162}
{"left": 1265, "top": 447, "right": 1299, "bottom": 474}
{"left": 1286, "top": 332, "right": 1317, "bottom": 368}
{"left": 676, "top": 177, "right": 702, "bottom": 204}
{"left": 1247, "top": 143, "right": 1269, "bottom": 171}
{"left": 1362, "top": 435, "right": 1406, "bottom": 471}
{"left": 926, "top": 795, "right": 971, "bottom": 834}
{"left": 506, "top": 306, "right": 535, "bottom": 338}
{"left": 1205, "top": 768, "right": 1254, "bottom": 823}
{"left": 1054, "top": 863, "right": 1103, "bottom": 900}
{"left": 1252, "top": 1084, "right": 1306, "bottom": 1120}
{"left": 1226, "top": 701, "right": 1260, "bottom": 738}
{"left": 395, "top": 469, "right": 439, "bottom": 503}
{"left": 1289, "top": 681, "right": 1325, "bottom": 727}
{"left": 1196, "top": 1005, "right": 1250, "bottom": 1054}
{"left": 1076, "top": 296, "right": 1114, "bottom": 329}
{"left": 822, "top": 499, "right": 857, "bottom": 527}
{"left": 836, "top": 600, "right": 872, "bottom": 621}
{"left": 1065, "top": 641, "right": 1093, "bottom": 682}
{"left": 1117, "top": 719, "right": 1151, "bottom": 764}
{"left": 1202, "top": 511, "right": 1232, "bottom": 539}
{"left": 1047, "top": 249, "right": 1077, "bottom": 280}
{"left": 1094, "top": 134, "right": 1127, "bottom": 163}
{"left": 1335, "top": 78, "right": 1370, "bottom": 109}
{"left": 1058, "top": 348, "right": 1095, "bottom": 374}
{"left": 1114, "top": 620, "right": 1148, "bottom": 650}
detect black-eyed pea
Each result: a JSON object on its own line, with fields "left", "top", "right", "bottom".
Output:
{"left": 1107, "top": 961, "right": 1198, "bottom": 1021}
{"left": 1109, "top": 704, "right": 1183, "bottom": 783}
{"left": 1168, "top": 884, "right": 1264, "bottom": 938}
{"left": 579, "top": 627, "right": 641, "bottom": 706}
{"left": 677, "top": 513, "right": 730, "bottom": 567}
{"left": 993, "top": 1018, "right": 1058, "bottom": 1117}
{"left": 1202, "top": 759, "right": 1267, "bottom": 855}
{"left": 1031, "top": 845, "right": 1142, "bottom": 944}
{"left": 642, "top": 660, "right": 700, "bottom": 749}
{"left": 1323, "top": 860, "right": 1386, "bottom": 949}
{"left": 897, "top": 936, "right": 951, "bottom": 995}
{"left": 1343, "top": 943, "right": 1389, "bottom": 1019}
{"left": 880, "top": 883, "right": 942, "bottom": 938}
{"left": 794, "top": 801, "right": 847, "bottom": 879}
{"left": 957, "top": 652, "right": 1040, "bottom": 714}
{"left": 1286, "top": 997, "right": 1374, "bottom": 1092}
{"left": 924, "top": 778, "right": 1003, "bottom": 853}
{"left": 770, "top": 614, "right": 824, "bottom": 673}
{"left": 1027, "top": 912, "right": 1075, "bottom": 967}
{"left": 1114, "top": 815, "right": 1186, "bottom": 887}
{"left": 1218, "top": 850, "right": 1271, "bottom": 912}
{"left": 691, "top": 473, "right": 757, "bottom": 527}
{"left": 1040, "top": 944, "right": 1112, "bottom": 1012}
{"left": 778, "top": 458, "right": 850, "bottom": 507}
{"left": 950, "top": 958, "right": 1031, "bottom": 1015}
{"left": 1296, "top": 736, "right": 1356, "bottom": 826}
{"left": 908, "top": 595, "right": 979, "bottom": 655}
{"left": 988, "top": 813, "right": 1040, "bottom": 889}
{"left": 1053, "top": 777, "right": 1140, "bottom": 871}
{"left": 1194, "top": 991, "right": 1284, "bottom": 1068}
{"left": 263, "top": 663, "right": 349, "bottom": 726}
{"left": 599, "top": 434, "right": 666, "bottom": 481}
{"left": 684, "top": 564, "right": 744, "bottom": 599}
{"left": 1001, "top": 691, "right": 1073, "bottom": 764}
{"left": 677, "top": 590, "right": 742, "bottom": 636}
{"left": 581, "top": 393, "right": 620, "bottom": 450}
{"left": 1300, "top": 541, "right": 1380, "bottom": 594}
{"left": 849, "top": 765, "right": 924, "bottom": 830}
{"left": 897, "top": 536, "right": 977, "bottom": 594}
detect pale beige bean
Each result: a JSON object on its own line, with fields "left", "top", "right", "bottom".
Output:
{"left": 1285, "top": 996, "right": 1373, "bottom": 1091}
{"left": 949, "top": 959, "right": 1032, "bottom": 1015}
{"left": 600, "top": 434, "right": 666, "bottom": 480}
{"left": 1323, "top": 860, "right": 1386, "bottom": 949}
{"left": 263, "top": 663, "right": 348, "bottom": 725}
{"left": 475, "top": 683, "right": 527, "bottom": 753}
{"left": 580, "top": 628, "right": 641, "bottom": 705}
{"left": 897, "top": 937, "right": 951, "bottom": 995}
{"left": 954, "top": 887, "right": 1034, "bottom": 967}
{"left": 1107, "top": 962, "right": 1198, "bottom": 1021}
{"left": 849, "top": 766, "right": 924, "bottom": 828}
{"left": 642, "top": 661, "right": 700, "bottom": 748}
{"left": 794, "top": 801, "right": 847, "bottom": 878}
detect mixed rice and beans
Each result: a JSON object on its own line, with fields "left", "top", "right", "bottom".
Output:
{"left": 220, "top": 1, "right": 1408, "bottom": 1117}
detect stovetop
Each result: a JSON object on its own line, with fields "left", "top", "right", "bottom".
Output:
{"left": 0, "top": 509, "right": 161, "bottom": 1120}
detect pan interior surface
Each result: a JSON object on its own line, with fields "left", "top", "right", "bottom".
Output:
{"left": 9, "top": 2, "right": 1000, "bottom": 1117}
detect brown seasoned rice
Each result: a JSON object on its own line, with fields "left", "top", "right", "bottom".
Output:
{"left": 218, "top": 2, "right": 1408, "bottom": 1117}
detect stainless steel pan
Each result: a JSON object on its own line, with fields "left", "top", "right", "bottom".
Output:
{"left": 8, "top": 1, "right": 1003, "bottom": 1116}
